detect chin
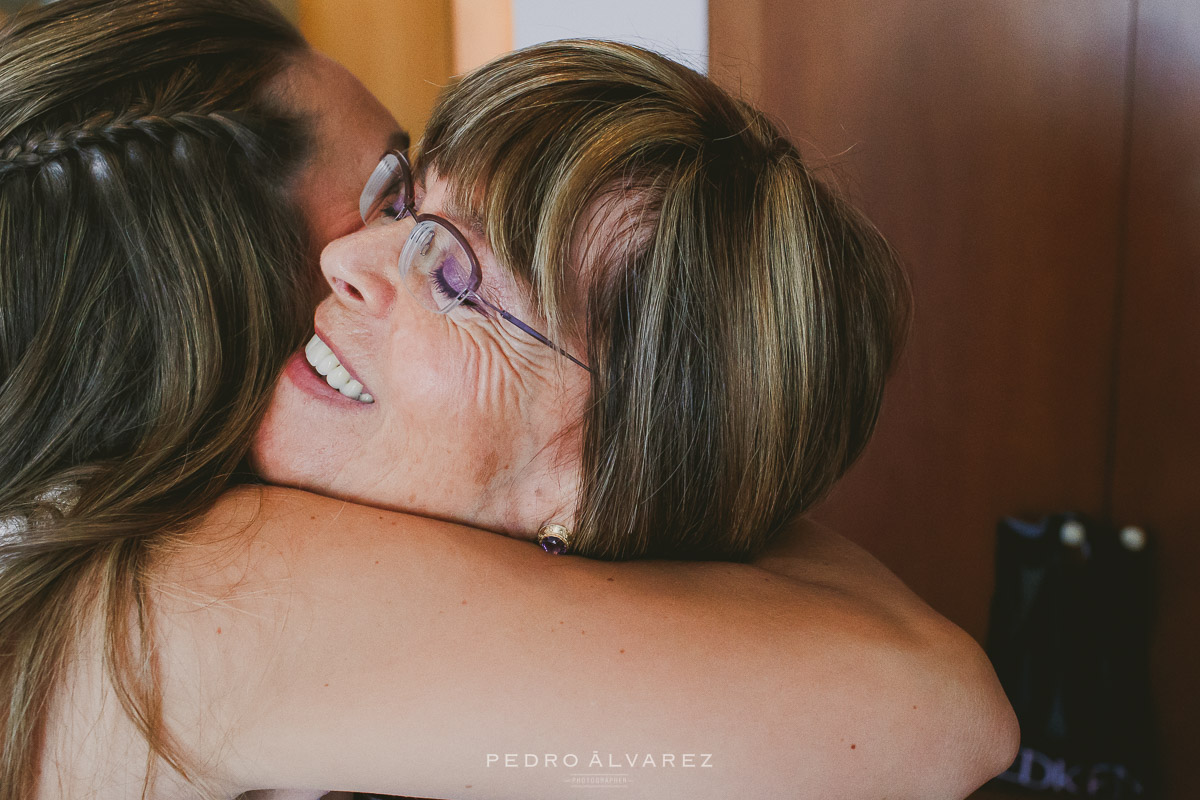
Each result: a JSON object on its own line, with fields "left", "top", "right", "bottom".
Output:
{"left": 247, "top": 405, "right": 314, "bottom": 489}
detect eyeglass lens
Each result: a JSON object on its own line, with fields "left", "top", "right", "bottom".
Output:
{"left": 360, "top": 152, "right": 410, "bottom": 223}
{"left": 398, "top": 219, "right": 478, "bottom": 314}
{"left": 357, "top": 152, "right": 591, "bottom": 371}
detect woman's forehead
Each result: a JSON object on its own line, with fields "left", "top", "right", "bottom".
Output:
{"left": 417, "top": 171, "right": 486, "bottom": 239}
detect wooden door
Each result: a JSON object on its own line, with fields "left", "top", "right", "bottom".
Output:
{"left": 711, "top": 0, "right": 1197, "bottom": 795}
{"left": 1112, "top": 1, "right": 1200, "bottom": 794}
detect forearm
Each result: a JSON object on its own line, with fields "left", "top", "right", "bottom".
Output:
{"left": 159, "top": 490, "right": 1016, "bottom": 799}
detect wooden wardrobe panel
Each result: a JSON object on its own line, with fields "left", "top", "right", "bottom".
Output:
{"left": 710, "top": 0, "right": 1132, "bottom": 641}
{"left": 709, "top": 0, "right": 767, "bottom": 106}
{"left": 1112, "top": 1, "right": 1200, "bottom": 793}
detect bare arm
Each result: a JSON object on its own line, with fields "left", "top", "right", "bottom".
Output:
{"left": 149, "top": 488, "right": 1015, "bottom": 799}
{"left": 751, "top": 516, "right": 1020, "bottom": 788}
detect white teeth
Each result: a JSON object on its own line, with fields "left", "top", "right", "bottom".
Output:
{"left": 327, "top": 365, "right": 351, "bottom": 389}
{"left": 315, "top": 353, "right": 339, "bottom": 377}
{"left": 304, "top": 334, "right": 374, "bottom": 404}
{"left": 306, "top": 335, "right": 331, "bottom": 362}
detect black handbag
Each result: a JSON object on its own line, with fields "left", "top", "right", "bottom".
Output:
{"left": 986, "top": 514, "right": 1156, "bottom": 798}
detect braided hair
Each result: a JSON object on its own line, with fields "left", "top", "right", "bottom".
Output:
{"left": 0, "top": 110, "right": 275, "bottom": 174}
{"left": 0, "top": 2, "right": 312, "bottom": 797}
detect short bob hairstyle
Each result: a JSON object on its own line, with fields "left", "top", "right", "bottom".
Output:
{"left": 421, "top": 40, "right": 910, "bottom": 561}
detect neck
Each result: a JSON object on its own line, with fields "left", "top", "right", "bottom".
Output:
{"left": 475, "top": 447, "right": 581, "bottom": 542}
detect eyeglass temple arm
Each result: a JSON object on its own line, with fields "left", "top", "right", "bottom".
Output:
{"left": 469, "top": 293, "right": 592, "bottom": 372}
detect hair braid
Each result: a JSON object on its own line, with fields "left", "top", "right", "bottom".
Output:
{"left": 0, "top": 109, "right": 277, "bottom": 178}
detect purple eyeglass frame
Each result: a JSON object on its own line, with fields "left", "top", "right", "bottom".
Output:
{"left": 360, "top": 150, "right": 591, "bottom": 373}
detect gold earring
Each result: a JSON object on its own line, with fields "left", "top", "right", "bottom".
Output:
{"left": 537, "top": 523, "right": 572, "bottom": 555}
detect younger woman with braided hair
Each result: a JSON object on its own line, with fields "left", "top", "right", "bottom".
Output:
{"left": 0, "top": 2, "right": 397, "bottom": 795}
{"left": 0, "top": 1, "right": 1016, "bottom": 798}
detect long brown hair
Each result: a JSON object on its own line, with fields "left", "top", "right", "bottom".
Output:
{"left": 422, "top": 40, "right": 910, "bottom": 560}
{"left": 0, "top": 1, "right": 310, "bottom": 795}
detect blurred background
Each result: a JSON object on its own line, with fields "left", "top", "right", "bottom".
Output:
{"left": 2, "top": 0, "right": 1196, "bottom": 797}
{"left": 281, "top": 0, "right": 708, "bottom": 139}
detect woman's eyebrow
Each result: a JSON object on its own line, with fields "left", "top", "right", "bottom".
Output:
{"left": 388, "top": 129, "right": 411, "bottom": 155}
{"left": 442, "top": 195, "right": 486, "bottom": 239}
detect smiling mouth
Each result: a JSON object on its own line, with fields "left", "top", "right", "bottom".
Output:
{"left": 305, "top": 334, "right": 374, "bottom": 403}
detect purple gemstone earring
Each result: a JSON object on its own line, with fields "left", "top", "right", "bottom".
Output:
{"left": 537, "top": 523, "right": 572, "bottom": 555}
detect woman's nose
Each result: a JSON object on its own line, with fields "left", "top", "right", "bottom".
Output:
{"left": 319, "top": 221, "right": 406, "bottom": 317}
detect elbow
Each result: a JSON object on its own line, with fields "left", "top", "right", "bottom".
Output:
{"left": 919, "top": 618, "right": 1021, "bottom": 799}
{"left": 970, "top": 657, "right": 1021, "bottom": 793}
{"left": 983, "top": 670, "right": 1021, "bottom": 775}
{"left": 957, "top": 678, "right": 1020, "bottom": 798}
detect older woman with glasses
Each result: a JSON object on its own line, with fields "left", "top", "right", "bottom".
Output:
{"left": 1, "top": 1, "right": 1015, "bottom": 797}
{"left": 253, "top": 39, "right": 910, "bottom": 565}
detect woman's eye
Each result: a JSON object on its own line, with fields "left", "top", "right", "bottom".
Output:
{"left": 368, "top": 190, "right": 407, "bottom": 223}
{"left": 376, "top": 196, "right": 396, "bottom": 220}
{"left": 431, "top": 257, "right": 476, "bottom": 306}
{"left": 441, "top": 254, "right": 472, "bottom": 293}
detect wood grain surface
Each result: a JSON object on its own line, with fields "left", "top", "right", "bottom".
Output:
{"left": 1112, "top": 2, "right": 1200, "bottom": 796}
{"left": 713, "top": 0, "right": 1130, "bottom": 647}
{"left": 712, "top": 1, "right": 1196, "bottom": 796}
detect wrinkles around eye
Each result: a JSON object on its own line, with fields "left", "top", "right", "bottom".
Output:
{"left": 450, "top": 310, "right": 558, "bottom": 403}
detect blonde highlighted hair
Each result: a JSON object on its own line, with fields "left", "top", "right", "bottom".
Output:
{"left": 422, "top": 40, "right": 909, "bottom": 560}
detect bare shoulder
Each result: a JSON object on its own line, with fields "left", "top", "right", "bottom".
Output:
{"left": 755, "top": 516, "right": 914, "bottom": 592}
{"left": 754, "top": 516, "right": 961, "bottom": 634}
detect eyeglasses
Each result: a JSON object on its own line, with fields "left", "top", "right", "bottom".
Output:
{"left": 359, "top": 150, "right": 590, "bottom": 372}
